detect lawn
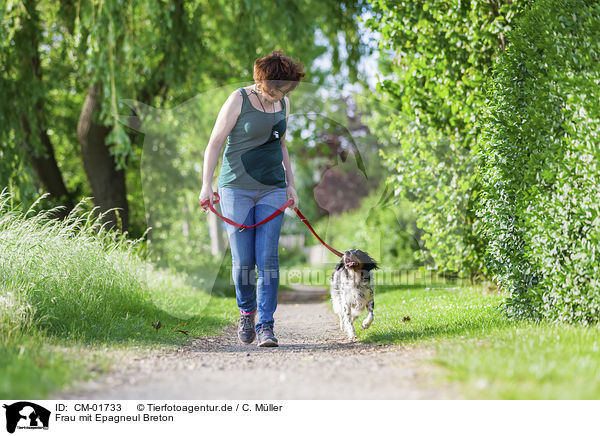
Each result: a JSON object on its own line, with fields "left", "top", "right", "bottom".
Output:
{"left": 360, "top": 282, "right": 600, "bottom": 399}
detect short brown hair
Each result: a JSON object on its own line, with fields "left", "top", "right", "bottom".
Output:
{"left": 253, "top": 50, "right": 305, "bottom": 91}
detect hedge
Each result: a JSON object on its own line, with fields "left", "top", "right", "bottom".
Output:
{"left": 478, "top": 0, "right": 600, "bottom": 323}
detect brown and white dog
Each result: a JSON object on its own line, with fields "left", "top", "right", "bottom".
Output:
{"left": 329, "top": 249, "right": 378, "bottom": 340}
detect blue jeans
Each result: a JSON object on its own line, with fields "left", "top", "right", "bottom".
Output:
{"left": 218, "top": 185, "right": 287, "bottom": 331}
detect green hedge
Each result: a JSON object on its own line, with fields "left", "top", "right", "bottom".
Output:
{"left": 365, "top": 0, "right": 523, "bottom": 279}
{"left": 478, "top": 0, "right": 600, "bottom": 323}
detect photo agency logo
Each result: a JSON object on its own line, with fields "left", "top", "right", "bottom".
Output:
{"left": 2, "top": 402, "right": 50, "bottom": 434}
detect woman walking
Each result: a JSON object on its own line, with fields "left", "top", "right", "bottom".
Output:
{"left": 199, "top": 50, "right": 305, "bottom": 347}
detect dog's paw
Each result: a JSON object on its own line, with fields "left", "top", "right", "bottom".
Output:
{"left": 345, "top": 330, "right": 357, "bottom": 341}
{"left": 361, "top": 313, "right": 374, "bottom": 330}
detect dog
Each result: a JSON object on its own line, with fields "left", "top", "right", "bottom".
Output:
{"left": 329, "top": 249, "right": 378, "bottom": 340}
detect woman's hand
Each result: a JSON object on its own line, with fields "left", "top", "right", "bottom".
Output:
{"left": 199, "top": 185, "right": 215, "bottom": 212}
{"left": 286, "top": 185, "right": 299, "bottom": 209}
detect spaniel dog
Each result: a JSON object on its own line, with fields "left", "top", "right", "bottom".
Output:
{"left": 329, "top": 249, "right": 378, "bottom": 340}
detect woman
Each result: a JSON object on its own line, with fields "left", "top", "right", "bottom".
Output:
{"left": 199, "top": 50, "right": 305, "bottom": 347}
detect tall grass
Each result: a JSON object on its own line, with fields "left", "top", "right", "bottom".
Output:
{"left": 2, "top": 191, "right": 156, "bottom": 341}
{"left": 0, "top": 190, "right": 236, "bottom": 398}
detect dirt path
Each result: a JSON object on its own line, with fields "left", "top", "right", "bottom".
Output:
{"left": 57, "top": 285, "right": 458, "bottom": 399}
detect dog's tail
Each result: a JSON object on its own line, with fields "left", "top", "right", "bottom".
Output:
{"left": 361, "top": 300, "right": 374, "bottom": 329}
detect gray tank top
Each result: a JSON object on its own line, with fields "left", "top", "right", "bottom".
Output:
{"left": 217, "top": 87, "right": 287, "bottom": 190}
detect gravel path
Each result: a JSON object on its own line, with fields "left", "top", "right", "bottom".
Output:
{"left": 57, "top": 285, "right": 457, "bottom": 399}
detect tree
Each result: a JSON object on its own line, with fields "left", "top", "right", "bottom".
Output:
{"left": 1, "top": 0, "right": 369, "bottom": 232}
{"left": 1, "top": 0, "right": 73, "bottom": 215}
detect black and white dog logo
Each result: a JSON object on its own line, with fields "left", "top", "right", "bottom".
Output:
{"left": 3, "top": 402, "right": 50, "bottom": 434}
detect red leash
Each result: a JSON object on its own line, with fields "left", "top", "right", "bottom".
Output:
{"left": 201, "top": 192, "right": 344, "bottom": 258}
{"left": 291, "top": 207, "right": 344, "bottom": 258}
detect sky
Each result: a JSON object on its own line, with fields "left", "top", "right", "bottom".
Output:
{"left": 312, "top": 10, "right": 389, "bottom": 92}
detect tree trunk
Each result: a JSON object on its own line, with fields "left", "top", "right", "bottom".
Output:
{"left": 77, "top": 83, "right": 129, "bottom": 231}
{"left": 19, "top": 115, "right": 74, "bottom": 218}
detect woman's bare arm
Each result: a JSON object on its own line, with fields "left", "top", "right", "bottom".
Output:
{"left": 199, "top": 91, "right": 243, "bottom": 205}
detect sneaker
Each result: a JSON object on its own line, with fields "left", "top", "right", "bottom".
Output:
{"left": 237, "top": 310, "right": 256, "bottom": 344}
{"left": 257, "top": 325, "right": 279, "bottom": 347}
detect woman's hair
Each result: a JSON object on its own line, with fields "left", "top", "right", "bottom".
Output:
{"left": 253, "top": 50, "right": 305, "bottom": 91}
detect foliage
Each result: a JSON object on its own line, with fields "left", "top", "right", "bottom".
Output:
{"left": 477, "top": 0, "right": 600, "bottom": 323}
{"left": 364, "top": 0, "right": 524, "bottom": 278}
{"left": 0, "top": 0, "right": 54, "bottom": 209}
{"left": 281, "top": 87, "right": 389, "bottom": 226}
{"left": 378, "top": 119, "right": 484, "bottom": 276}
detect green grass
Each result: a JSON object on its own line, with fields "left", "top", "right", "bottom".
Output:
{"left": 0, "top": 192, "right": 236, "bottom": 399}
{"left": 360, "top": 283, "right": 600, "bottom": 399}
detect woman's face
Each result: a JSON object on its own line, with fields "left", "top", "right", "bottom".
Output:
{"left": 260, "top": 81, "right": 294, "bottom": 102}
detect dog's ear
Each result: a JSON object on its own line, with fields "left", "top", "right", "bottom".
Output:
{"left": 358, "top": 251, "right": 378, "bottom": 271}
{"left": 334, "top": 258, "right": 345, "bottom": 271}
{"left": 365, "top": 258, "right": 379, "bottom": 271}
{"left": 362, "top": 262, "right": 378, "bottom": 272}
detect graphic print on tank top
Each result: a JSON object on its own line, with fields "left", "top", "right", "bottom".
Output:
{"left": 241, "top": 117, "right": 286, "bottom": 186}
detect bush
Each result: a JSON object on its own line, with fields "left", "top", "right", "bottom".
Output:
{"left": 365, "top": 0, "right": 524, "bottom": 279}
{"left": 478, "top": 0, "right": 600, "bottom": 323}
{"left": 379, "top": 122, "right": 484, "bottom": 278}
